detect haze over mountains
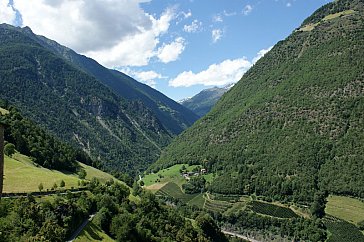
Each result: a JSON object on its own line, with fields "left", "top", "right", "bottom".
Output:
{"left": 155, "top": 0, "right": 364, "bottom": 202}
{"left": 0, "top": 23, "right": 198, "bottom": 175}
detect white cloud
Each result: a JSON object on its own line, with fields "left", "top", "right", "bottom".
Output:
{"left": 183, "top": 19, "right": 202, "bottom": 33}
{"left": 213, "top": 14, "right": 223, "bottom": 23}
{"left": 169, "top": 47, "right": 273, "bottom": 87}
{"left": 122, "top": 68, "right": 165, "bottom": 88}
{"left": 180, "top": 10, "right": 192, "bottom": 19}
{"left": 12, "top": 0, "right": 179, "bottom": 67}
{"left": 0, "top": 0, "right": 16, "bottom": 24}
{"left": 243, "top": 4, "right": 253, "bottom": 15}
{"left": 212, "top": 29, "right": 223, "bottom": 43}
{"left": 223, "top": 10, "right": 237, "bottom": 17}
{"left": 157, "top": 37, "right": 186, "bottom": 63}
{"left": 252, "top": 46, "right": 273, "bottom": 64}
{"left": 286, "top": 3, "right": 292, "bottom": 7}
{"left": 169, "top": 58, "right": 251, "bottom": 87}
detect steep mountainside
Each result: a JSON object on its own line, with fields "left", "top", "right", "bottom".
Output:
{"left": 0, "top": 24, "right": 172, "bottom": 175}
{"left": 154, "top": 0, "right": 364, "bottom": 203}
{"left": 19, "top": 28, "right": 199, "bottom": 135}
{"left": 181, "top": 86, "right": 231, "bottom": 117}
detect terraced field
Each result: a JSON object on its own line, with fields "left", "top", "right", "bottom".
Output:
{"left": 188, "top": 193, "right": 205, "bottom": 208}
{"left": 249, "top": 201, "right": 299, "bottom": 219}
{"left": 204, "top": 198, "right": 233, "bottom": 213}
{"left": 155, "top": 182, "right": 197, "bottom": 203}
{"left": 324, "top": 216, "right": 364, "bottom": 242}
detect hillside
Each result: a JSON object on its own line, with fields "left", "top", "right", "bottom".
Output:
{"left": 0, "top": 26, "right": 174, "bottom": 175}
{"left": 23, "top": 27, "right": 198, "bottom": 135}
{"left": 181, "top": 86, "right": 231, "bottom": 117}
{"left": 3, "top": 152, "right": 118, "bottom": 193}
{"left": 154, "top": 0, "right": 364, "bottom": 203}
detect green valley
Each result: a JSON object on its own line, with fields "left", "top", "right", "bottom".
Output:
{"left": 1, "top": 0, "right": 364, "bottom": 241}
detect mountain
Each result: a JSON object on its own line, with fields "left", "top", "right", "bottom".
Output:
{"left": 153, "top": 0, "right": 364, "bottom": 203}
{"left": 0, "top": 24, "right": 174, "bottom": 176}
{"left": 181, "top": 85, "right": 232, "bottom": 117}
{"left": 22, "top": 29, "right": 198, "bottom": 135}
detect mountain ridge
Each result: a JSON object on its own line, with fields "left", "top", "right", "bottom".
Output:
{"left": 14, "top": 25, "right": 199, "bottom": 135}
{"left": 153, "top": 0, "right": 364, "bottom": 202}
{"left": 0, "top": 24, "right": 174, "bottom": 176}
{"left": 181, "top": 84, "right": 233, "bottom": 117}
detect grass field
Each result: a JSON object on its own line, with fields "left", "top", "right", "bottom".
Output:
{"left": 142, "top": 164, "right": 213, "bottom": 188}
{"left": 326, "top": 195, "right": 364, "bottom": 225}
{"left": 75, "top": 220, "right": 114, "bottom": 242}
{"left": 142, "top": 164, "right": 198, "bottom": 187}
{"left": 323, "top": 9, "right": 355, "bottom": 21}
{"left": 3, "top": 152, "right": 121, "bottom": 193}
{"left": 155, "top": 182, "right": 197, "bottom": 203}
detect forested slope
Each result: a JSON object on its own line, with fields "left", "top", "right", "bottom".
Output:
{"left": 0, "top": 25, "right": 172, "bottom": 176}
{"left": 154, "top": 0, "right": 364, "bottom": 203}
{"left": 24, "top": 28, "right": 199, "bottom": 135}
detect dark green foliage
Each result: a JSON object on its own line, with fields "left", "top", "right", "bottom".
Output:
{"left": 0, "top": 193, "right": 93, "bottom": 241}
{"left": 249, "top": 201, "right": 299, "bottom": 219}
{"left": 358, "top": 220, "right": 364, "bottom": 230}
{"left": 181, "top": 86, "right": 229, "bottom": 117}
{"left": 90, "top": 181, "right": 227, "bottom": 242}
{"left": 33, "top": 29, "right": 199, "bottom": 135}
{"left": 195, "top": 213, "right": 228, "bottom": 242}
{"left": 1, "top": 107, "right": 82, "bottom": 171}
{"left": 3, "top": 143, "right": 15, "bottom": 157}
{"left": 310, "top": 191, "right": 328, "bottom": 218}
{"left": 0, "top": 24, "right": 173, "bottom": 176}
{"left": 78, "top": 169, "right": 87, "bottom": 179}
{"left": 154, "top": 0, "right": 364, "bottom": 203}
{"left": 182, "top": 176, "right": 206, "bottom": 194}
{"left": 223, "top": 211, "right": 326, "bottom": 241}
{"left": 324, "top": 217, "right": 364, "bottom": 242}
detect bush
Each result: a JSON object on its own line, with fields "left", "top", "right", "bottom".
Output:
{"left": 4, "top": 143, "right": 15, "bottom": 157}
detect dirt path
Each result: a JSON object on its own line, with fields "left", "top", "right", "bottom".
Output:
{"left": 222, "top": 230, "right": 262, "bottom": 242}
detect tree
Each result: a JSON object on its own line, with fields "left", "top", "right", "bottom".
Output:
{"left": 38, "top": 183, "right": 44, "bottom": 192}
{"left": 310, "top": 191, "right": 328, "bottom": 218}
{"left": 78, "top": 169, "right": 87, "bottom": 179}
{"left": 60, "top": 180, "right": 65, "bottom": 188}
{"left": 358, "top": 220, "right": 364, "bottom": 230}
{"left": 4, "top": 143, "right": 15, "bottom": 157}
{"left": 195, "top": 213, "right": 228, "bottom": 242}
{"left": 52, "top": 183, "right": 58, "bottom": 190}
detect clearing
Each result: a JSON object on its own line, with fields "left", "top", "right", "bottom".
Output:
{"left": 142, "top": 163, "right": 212, "bottom": 187}
{"left": 325, "top": 195, "right": 364, "bottom": 225}
{"left": 3, "top": 152, "right": 121, "bottom": 193}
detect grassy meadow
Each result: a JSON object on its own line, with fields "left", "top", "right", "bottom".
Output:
{"left": 326, "top": 195, "right": 364, "bottom": 225}
{"left": 3, "top": 152, "right": 121, "bottom": 193}
{"left": 75, "top": 220, "right": 114, "bottom": 242}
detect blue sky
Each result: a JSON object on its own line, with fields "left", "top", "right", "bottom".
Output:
{"left": 0, "top": 0, "right": 332, "bottom": 101}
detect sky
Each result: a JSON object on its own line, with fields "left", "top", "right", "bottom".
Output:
{"left": 0, "top": 0, "right": 333, "bottom": 101}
